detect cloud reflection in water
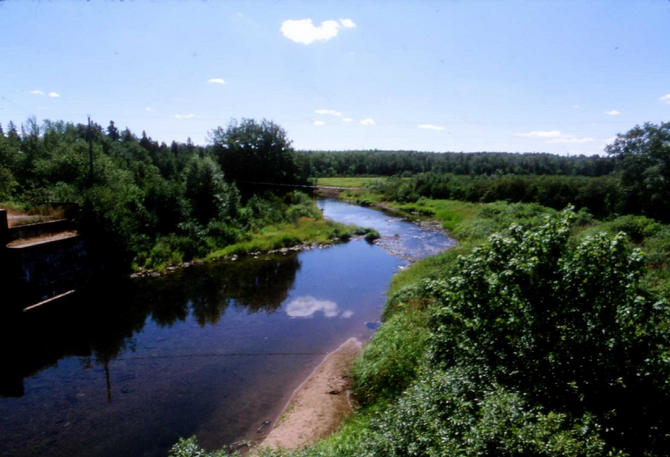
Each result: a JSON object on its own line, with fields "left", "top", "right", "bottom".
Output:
{"left": 285, "top": 296, "right": 353, "bottom": 319}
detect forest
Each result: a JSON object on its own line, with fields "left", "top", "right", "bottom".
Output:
{"left": 0, "top": 118, "right": 334, "bottom": 273}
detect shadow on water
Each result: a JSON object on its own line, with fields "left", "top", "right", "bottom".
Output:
{"left": 0, "top": 254, "right": 300, "bottom": 399}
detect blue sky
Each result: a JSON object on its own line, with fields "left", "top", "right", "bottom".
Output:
{"left": 1, "top": 1, "right": 669, "bottom": 155}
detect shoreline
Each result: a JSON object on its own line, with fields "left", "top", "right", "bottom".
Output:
{"left": 130, "top": 236, "right": 368, "bottom": 280}
{"left": 256, "top": 337, "right": 363, "bottom": 452}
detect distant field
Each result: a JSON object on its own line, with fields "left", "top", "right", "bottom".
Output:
{"left": 315, "top": 176, "right": 385, "bottom": 187}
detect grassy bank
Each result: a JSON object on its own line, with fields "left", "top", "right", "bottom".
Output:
{"left": 171, "top": 193, "right": 670, "bottom": 457}
{"left": 316, "top": 176, "right": 387, "bottom": 188}
{"left": 133, "top": 196, "right": 371, "bottom": 274}
{"left": 206, "top": 217, "right": 367, "bottom": 260}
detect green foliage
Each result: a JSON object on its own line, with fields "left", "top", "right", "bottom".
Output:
{"left": 428, "top": 209, "right": 670, "bottom": 455}
{"left": 169, "top": 436, "right": 233, "bottom": 457}
{"left": 299, "top": 150, "right": 615, "bottom": 178}
{"left": 607, "top": 121, "right": 670, "bottom": 221}
{"left": 0, "top": 118, "right": 339, "bottom": 273}
{"left": 183, "top": 155, "right": 237, "bottom": 225}
{"left": 603, "top": 214, "right": 662, "bottom": 242}
{"left": 352, "top": 310, "right": 430, "bottom": 406}
{"left": 370, "top": 172, "right": 621, "bottom": 218}
{"left": 361, "top": 367, "right": 607, "bottom": 457}
{"left": 210, "top": 118, "right": 305, "bottom": 184}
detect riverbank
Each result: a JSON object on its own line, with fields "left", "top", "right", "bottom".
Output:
{"left": 131, "top": 217, "right": 379, "bottom": 279}
{"left": 258, "top": 337, "right": 362, "bottom": 451}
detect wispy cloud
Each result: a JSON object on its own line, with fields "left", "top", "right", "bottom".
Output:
{"left": 545, "top": 136, "right": 594, "bottom": 144}
{"left": 342, "top": 117, "right": 354, "bottom": 122}
{"left": 145, "top": 106, "right": 153, "bottom": 112}
{"left": 660, "top": 94, "right": 670, "bottom": 104}
{"left": 281, "top": 18, "right": 355, "bottom": 44}
{"left": 313, "top": 120, "right": 325, "bottom": 126}
{"left": 174, "top": 113, "right": 195, "bottom": 119}
{"left": 47, "top": 92, "right": 60, "bottom": 98}
{"left": 314, "top": 109, "right": 341, "bottom": 117}
{"left": 418, "top": 124, "right": 445, "bottom": 131}
{"left": 516, "top": 130, "right": 562, "bottom": 138}
{"left": 30, "top": 89, "right": 44, "bottom": 96}
{"left": 360, "top": 118, "right": 375, "bottom": 126}
{"left": 207, "top": 78, "right": 225, "bottom": 85}
{"left": 517, "top": 130, "right": 594, "bottom": 144}
{"left": 605, "top": 109, "right": 620, "bottom": 116}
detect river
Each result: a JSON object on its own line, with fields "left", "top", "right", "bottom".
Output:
{"left": 0, "top": 199, "right": 454, "bottom": 457}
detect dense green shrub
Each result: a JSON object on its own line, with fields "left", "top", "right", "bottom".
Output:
{"left": 364, "top": 367, "right": 607, "bottom": 457}
{"left": 429, "top": 209, "right": 670, "bottom": 455}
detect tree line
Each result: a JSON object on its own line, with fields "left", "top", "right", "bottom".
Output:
{"left": 296, "top": 149, "right": 616, "bottom": 177}
{"left": 0, "top": 117, "right": 310, "bottom": 272}
{"left": 356, "top": 122, "right": 670, "bottom": 223}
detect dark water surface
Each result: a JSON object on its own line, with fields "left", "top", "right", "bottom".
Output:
{"left": 0, "top": 200, "right": 454, "bottom": 457}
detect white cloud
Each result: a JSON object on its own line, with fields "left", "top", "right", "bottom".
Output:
{"left": 313, "top": 120, "right": 325, "bottom": 126}
{"left": 314, "top": 109, "right": 341, "bottom": 116}
{"left": 418, "top": 124, "right": 445, "bottom": 131}
{"left": 517, "top": 130, "right": 595, "bottom": 144}
{"left": 280, "top": 18, "right": 354, "bottom": 44}
{"left": 342, "top": 117, "right": 354, "bottom": 122}
{"left": 660, "top": 93, "right": 670, "bottom": 104}
{"left": 516, "top": 130, "right": 562, "bottom": 138}
{"left": 207, "top": 78, "right": 225, "bottom": 85}
{"left": 47, "top": 92, "right": 60, "bottom": 98}
{"left": 341, "top": 310, "right": 354, "bottom": 318}
{"left": 546, "top": 136, "right": 594, "bottom": 144}
{"left": 285, "top": 296, "right": 339, "bottom": 318}
{"left": 605, "top": 110, "right": 620, "bottom": 116}
{"left": 145, "top": 106, "right": 153, "bottom": 112}
{"left": 360, "top": 118, "right": 375, "bottom": 126}
{"left": 30, "top": 89, "right": 44, "bottom": 96}
{"left": 174, "top": 113, "right": 195, "bottom": 119}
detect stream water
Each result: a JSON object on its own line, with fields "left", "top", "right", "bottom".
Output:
{"left": 0, "top": 199, "right": 454, "bottom": 457}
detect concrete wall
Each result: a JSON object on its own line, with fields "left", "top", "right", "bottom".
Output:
{"left": 0, "top": 209, "right": 7, "bottom": 244}
{"left": 3, "top": 235, "right": 89, "bottom": 312}
{"left": 7, "top": 219, "right": 71, "bottom": 241}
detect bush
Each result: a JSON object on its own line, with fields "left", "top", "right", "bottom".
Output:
{"left": 429, "top": 208, "right": 670, "bottom": 455}
{"left": 364, "top": 367, "right": 607, "bottom": 457}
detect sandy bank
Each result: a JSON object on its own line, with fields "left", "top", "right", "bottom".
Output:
{"left": 258, "top": 337, "right": 362, "bottom": 451}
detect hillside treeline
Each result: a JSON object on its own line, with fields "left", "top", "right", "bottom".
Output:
{"left": 370, "top": 173, "right": 621, "bottom": 218}
{"left": 327, "top": 122, "right": 670, "bottom": 223}
{"left": 297, "top": 150, "right": 615, "bottom": 177}
{"left": 0, "top": 118, "right": 311, "bottom": 271}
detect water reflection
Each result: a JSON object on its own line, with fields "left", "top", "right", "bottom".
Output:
{"left": 0, "top": 254, "right": 301, "bottom": 398}
{"left": 285, "top": 296, "right": 339, "bottom": 318}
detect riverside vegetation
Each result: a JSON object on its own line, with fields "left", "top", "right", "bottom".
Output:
{"left": 169, "top": 122, "right": 670, "bottom": 457}
{"left": 0, "top": 118, "right": 365, "bottom": 273}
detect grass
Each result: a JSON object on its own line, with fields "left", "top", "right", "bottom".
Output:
{"left": 316, "top": 176, "right": 388, "bottom": 188}
{"left": 206, "top": 217, "right": 358, "bottom": 260}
